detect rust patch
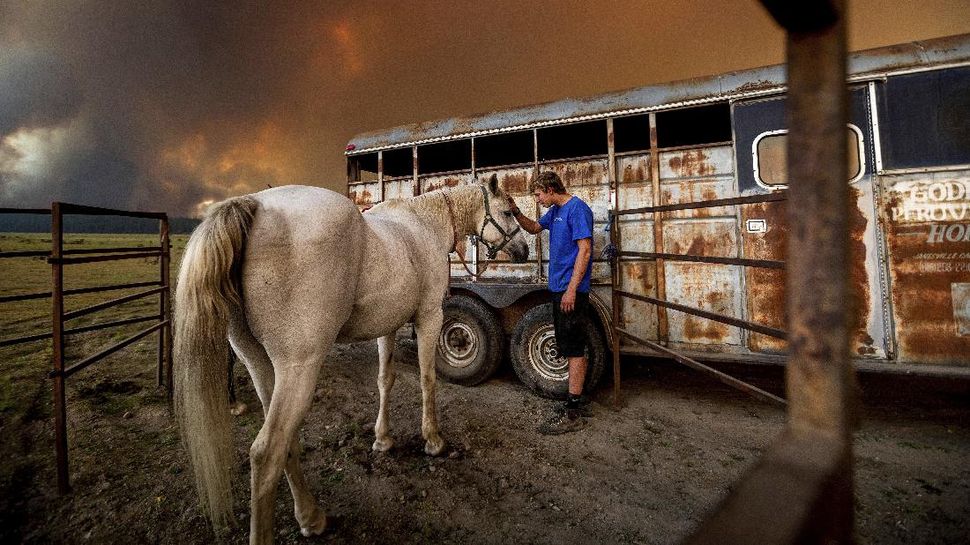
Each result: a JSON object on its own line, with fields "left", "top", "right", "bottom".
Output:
{"left": 742, "top": 200, "right": 788, "bottom": 353}
{"left": 622, "top": 262, "right": 656, "bottom": 294}
{"left": 351, "top": 189, "right": 373, "bottom": 206}
{"left": 735, "top": 80, "right": 778, "bottom": 94}
{"left": 883, "top": 180, "right": 970, "bottom": 365}
{"left": 705, "top": 290, "right": 727, "bottom": 307}
{"left": 847, "top": 186, "right": 873, "bottom": 357}
{"left": 424, "top": 177, "right": 461, "bottom": 193}
{"left": 620, "top": 158, "right": 650, "bottom": 184}
{"left": 683, "top": 315, "right": 730, "bottom": 343}
{"left": 686, "top": 236, "right": 708, "bottom": 256}
{"left": 549, "top": 160, "right": 608, "bottom": 189}
{"left": 667, "top": 150, "right": 715, "bottom": 177}
{"left": 500, "top": 172, "right": 529, "bottom": 195}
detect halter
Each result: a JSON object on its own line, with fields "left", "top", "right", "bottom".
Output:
{"left": 475, "top": 185, "right": 522, "bottom": 259}
{"left": 442, "top": 186, "right": 521, "bottom": 276}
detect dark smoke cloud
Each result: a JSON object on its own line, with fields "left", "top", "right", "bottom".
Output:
{"left": 0, "top": 49, "right": 81, "bottom": 135}
{"left": 0, "top": 1, "right": 337, "bottom": 215}
{"left": 1, "top": 1, "right": 967, "bottom": 217}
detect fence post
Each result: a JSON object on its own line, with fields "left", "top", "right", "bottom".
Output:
{"left": 50, "top": 202, "right": 70, "bottom": 494}
{"left": 159, "top": 216, "right": 172, "bottom": 396}
{"left": 783, "top": 0, "right": 856, "bottom": 539}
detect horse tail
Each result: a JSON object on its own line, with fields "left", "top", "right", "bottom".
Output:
{"left": 173, "top": 195, "right": 258, "bottom": 530}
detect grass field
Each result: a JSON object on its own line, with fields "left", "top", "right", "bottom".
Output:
{"left": 0, "top": 232, "right": 188, "bottom": 420}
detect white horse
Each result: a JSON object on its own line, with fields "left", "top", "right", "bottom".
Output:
{"left": 173, "top": 175, "right": 528, "bottom": 544}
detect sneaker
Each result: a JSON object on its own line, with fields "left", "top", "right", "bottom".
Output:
{"left": 538, "top": 410, "right": 588, "bottom": 435}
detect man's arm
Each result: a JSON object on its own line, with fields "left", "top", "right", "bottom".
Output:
{"left": 507, "top": 198, "right": 543, "bottom": 234}
{"left": 560, "top": 238, "right": 592, "bottom": 313}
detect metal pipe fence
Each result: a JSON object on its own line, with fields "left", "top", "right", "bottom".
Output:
{"left": 607, "top": 190, "right": 790, "bottom": 406}
{"left": 0, "top": 203, "right": 172, "bottom": 494}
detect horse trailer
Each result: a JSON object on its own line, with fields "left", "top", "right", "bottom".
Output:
{"left": 345, "top": 34, "right": 970, "bottom": 399}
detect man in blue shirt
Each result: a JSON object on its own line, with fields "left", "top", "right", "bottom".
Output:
{"left": 507, "top": 171, "right": 594, "bottom": 434}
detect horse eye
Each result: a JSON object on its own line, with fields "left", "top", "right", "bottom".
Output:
{"left": 503, "top": 211, "right": 513, "bottom": 218}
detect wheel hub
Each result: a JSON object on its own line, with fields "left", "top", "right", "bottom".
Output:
{"left": 438, "top": 320, "right": 479, "bottom": 369}
{"left": 528, "top": 325, "right": 569, "bottom": 381}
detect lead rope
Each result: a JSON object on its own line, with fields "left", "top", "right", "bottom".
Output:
{"left": 443, "top": 191, "right": 490, "bottom": 279}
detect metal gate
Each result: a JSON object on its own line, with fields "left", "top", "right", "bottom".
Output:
{"left": 607, "top": 156, "right": 789, "bottom": 407}
{"left": 0, "top": 202, "right": 172, "bottom": 493}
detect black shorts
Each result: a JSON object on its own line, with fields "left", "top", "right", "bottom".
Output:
{"left": 551, "top": 291, "right": 590, "bottom": 358}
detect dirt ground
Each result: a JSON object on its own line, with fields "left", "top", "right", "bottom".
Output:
{"left": 2, "top": 335, "right": 969, "bottom": 545}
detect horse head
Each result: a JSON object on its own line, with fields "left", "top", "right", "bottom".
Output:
{"left": 475, "top": 174, "right": 530, "bottom": 263}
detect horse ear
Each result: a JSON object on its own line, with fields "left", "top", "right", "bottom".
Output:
{"left": 487, "top": 173, "right": 499, "bottom": 195}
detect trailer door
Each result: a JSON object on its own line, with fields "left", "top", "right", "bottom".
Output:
{"left": 733, "top": 88, "right": 890, "bottom": 359}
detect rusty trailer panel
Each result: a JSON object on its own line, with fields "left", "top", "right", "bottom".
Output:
{"left": 420, "top": 173, "right": 472, "bottom": 193}
{"left": 663, "top": 218, "right": 739, "bottom": 258}
{"left": 657, "top": 144, "right": 742, "bottom": 347}
{"left": 661, "top": 179, "right": 737, "bottom": 219}
{"left": 617, "top": 182, "right": 654, "bottom": 212}
{"left": 348, "top": 182, "right": 378, "bottom": 209}
{"left": 477, "top": 166, "right": 534, "bottom": 196}
{"left": 881, "top": 172, "right": 970, "bottom": 365}
{"left": 664, "top": 260, "right": 744, "bottom": 346}
{"left": 740, "top": 199, "right": 789, "bottom": 353}
{"left": 618, "top": 261, "right": 660, "bottom": 341}
{"left": 383, "top": 178, "right": 414, "bottom": 200}
{"left": 543, "top": 158, "right": 610, "bottom": 188}
{"left": 616, "top": 154, "right": 651, "bottom": 184}
{"left": 660, "top": 146, "right": 734, "bottom": 178}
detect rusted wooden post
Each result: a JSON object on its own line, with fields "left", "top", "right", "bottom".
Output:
{"left": 685, "top": 1, "right": 856, "bottom": 543}
{"left": 783, "top": 0, "right": 856, "bottom": 539}
{"left": 50, "top": 202, "right": 70, "bottom": 494}
{"left": 782, "top": 0, "right": 856, "bottom": 440}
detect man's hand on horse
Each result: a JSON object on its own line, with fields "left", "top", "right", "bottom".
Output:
{"left": 505, "top": 195, "right": 520, "bottom": 216}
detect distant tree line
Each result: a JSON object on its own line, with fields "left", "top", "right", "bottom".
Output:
{"left": 0, "top": 214, "right": 200, "bottom": 234}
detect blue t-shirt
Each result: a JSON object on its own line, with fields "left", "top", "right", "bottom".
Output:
{"left": 538, "top": 196, "right": 594, "bottom": 293}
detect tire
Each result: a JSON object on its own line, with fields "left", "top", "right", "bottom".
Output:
{"left": 435, "top": 295, "right": 504, "bottom": 386}
{"left": 510, "top": 302, "right": 607, "bottom": 400}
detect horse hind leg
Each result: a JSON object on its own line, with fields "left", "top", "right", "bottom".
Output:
{"left": 372, "top": 334, "right": 396, "bottom": 452}
{"left": 229, "top": 320, "right": 327, "bottom": 541}
{"left": 414, "top": 308, "right": 446, "bottom": 456}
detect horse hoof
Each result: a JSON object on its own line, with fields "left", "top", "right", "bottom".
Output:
{"left": 424, "top": 437, "right": 446, "bottom": 456}
{"left": 299, "top": 513, "right": 327, "bottom": 537}
{"left": 372, "top": 437, "right": 394, "bottom": 452}
{"left": 230, "top": 402, "right": 248, "bottom": 416}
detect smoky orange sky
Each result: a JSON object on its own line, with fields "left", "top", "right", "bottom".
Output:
{"left": 1, "top": 1, "right": 968, "bottom": 217}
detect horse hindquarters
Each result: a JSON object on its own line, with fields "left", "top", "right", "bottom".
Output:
{"left": 239, "top": 187, "right": 365, "bottom": 543}
{"left": 173, "top": 195, "right": 258, "bottom": 531}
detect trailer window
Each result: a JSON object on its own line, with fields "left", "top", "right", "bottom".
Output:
{"left": 755, "top": 126, "right": 864, "bottom": 186}
{"left": 475, "top": 130, "right": 534, "bottom": 168}
{"left": 656, "top": 103, "right": 731, "bottom": 148}
{"left": 613, "top": 114, "right": 651, "bottom": 153}
{"left": 418, "top": 140, "right": 472, "bottom": 174}
{"left": 879, "top": 66, "right": 970, "bottom": 169}
{"left": 348, "top": 153, "right": 378, "bottom": 182}
{"left": 383, "top": 147, "right": 413, "bottom": 178}
{"left": 538, "top": 120, "right": 608, "bottom": 161}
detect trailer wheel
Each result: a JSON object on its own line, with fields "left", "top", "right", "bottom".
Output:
{"left": 435, "top": 295, "right": 504, "bottom": 386}
{"left": 510, "top": 303, "right": 607, "bottom": 400}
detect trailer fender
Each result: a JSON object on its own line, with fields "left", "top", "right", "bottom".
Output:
{"left": 449, "top": 282, "right": 545, "bottom": 309}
